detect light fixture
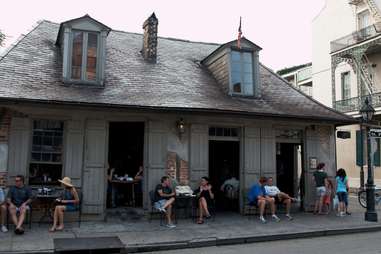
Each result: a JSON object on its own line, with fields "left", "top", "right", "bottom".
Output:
{"left": 177, "top": 118, "right": 185, "bottom": 136}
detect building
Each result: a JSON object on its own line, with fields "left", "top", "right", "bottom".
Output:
{"left": 313, "top": 0, "right": 381, "bottom": 187}
{"left": 278, "top": 63, "right": 313, "bottom": 97}
{"left": 0, "top": 14, "right": 353, "bottom": 217}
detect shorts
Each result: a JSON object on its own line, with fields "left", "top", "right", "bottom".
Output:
{"left": 16, "top": 205, "right": 30, "bottom": 213}
{"left": 154, "top": 199, "right": 167, "bottom": 210}
{"left": 337, "top": 192, "right": 347, "bottom": 202}
{"left": 316, "top": 186, "right": 326, "bottom": 197}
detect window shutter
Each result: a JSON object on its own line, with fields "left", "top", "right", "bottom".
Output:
{"left": 374, "top": 139, "right": 381, "bottom": 167}
{"left": 356, "top": 130, "right": 364, "bottom": 166}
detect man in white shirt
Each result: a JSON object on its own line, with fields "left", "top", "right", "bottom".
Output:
{"left": 264, "top": 177, "right": 295, "bottom": 220}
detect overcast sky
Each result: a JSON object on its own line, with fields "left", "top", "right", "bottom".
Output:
{"left": 0, "top": 0, "right": 325, "bottom": 71}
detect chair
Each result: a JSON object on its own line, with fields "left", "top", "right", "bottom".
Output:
{"left": 148, "top": 190, "right": 165, "bottom": 225}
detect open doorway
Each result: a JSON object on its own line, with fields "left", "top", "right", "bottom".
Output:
{"left": 276, "top": 143, "right": 303, "bottom": 200}
{"left": 107, "top": 122, "right": 144, "bottom": 208}
{"left": 209, "top": 140, "right": 240, "bottom": 212}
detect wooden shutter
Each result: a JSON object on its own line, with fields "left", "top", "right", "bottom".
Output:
{"left": 8, "top": 117, "right": 31, "bottom": 180}
{"left": 189, "top": 124, "right": 208, "bottom": 189}
{"left": 64, "top": 120, "right": 84, "bottom": 187}
{"left": 147, "top": 121, "right": 167, "bottom": 193}
{"left": 356, "top": 130, "right": 364, "bottom": 166}
{"left": 243, "top": 127, "right": 261, "bottom": 192}
{"left": 260, "top": 128, "right": 276, "bottom": 180}
{"left": 374, "top": 139, "right": 381, "bottom": 167}
{"left": 82, "top": 120, "right": 107, "bottom": 214}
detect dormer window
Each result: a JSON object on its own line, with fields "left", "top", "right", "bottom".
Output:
{"left": 231, "top": 50, "right": 254, "bottom": 95}
{"left": 56, "top": 15, "right": 111, "bottom": 86}
{"left": 71, "top": 31, "right": 99, "bottom": 81}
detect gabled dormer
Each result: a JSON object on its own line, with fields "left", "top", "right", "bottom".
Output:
{"left": 56, "top": 15, "right": 111, "bottom": 86}
{"left": 202, "top": 38, "right": 262, "bottom": 97}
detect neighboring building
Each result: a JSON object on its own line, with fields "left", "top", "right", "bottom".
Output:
{"left": 0, "top": 14, "right": 353, "bottom": 217}
{"left": 312, "top": 0, "right": 381, "bottom": 187}
{"left": 278, "top": 63, "right": 313, "bottom": 97}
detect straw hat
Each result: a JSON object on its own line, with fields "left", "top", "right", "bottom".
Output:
{"left": 58, "top": 177, "right": 73, "bottom": 187}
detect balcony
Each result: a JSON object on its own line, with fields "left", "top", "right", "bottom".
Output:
{"left": 330, "top": 23, "right": 381, "bottom": 53}
{"left": 334, "top": 92, "right": 381, "bottom": 113}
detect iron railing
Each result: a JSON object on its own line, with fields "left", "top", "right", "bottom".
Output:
{"left": 330, "top": 23, "right": 381, "bottom": 53}
{"left": 334, "top": 92, "right": 381, "bottom": 112}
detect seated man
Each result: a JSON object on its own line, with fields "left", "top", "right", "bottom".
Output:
{"left": 248, "top": 177, "right": 280, "bottom": 223}
{"left": 154, "top": 176, "right": 176, "bottom": 228}
{"left": 0, "top": 186, "right": 7, "bottom": 232}
{"left": 6, "top": 175, "right": 33, "bottom": 234}
{"left": 264, "top": 177, "right": 295, "bottom": 220}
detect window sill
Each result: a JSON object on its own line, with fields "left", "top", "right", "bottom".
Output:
{"left": 62, "top": 78, "right": 104, "bottom": 87}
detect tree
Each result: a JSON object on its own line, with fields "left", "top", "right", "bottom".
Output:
{"left": 0, "top": 30, "right": 5, "bottom": 47}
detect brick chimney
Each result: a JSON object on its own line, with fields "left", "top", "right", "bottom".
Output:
{"left": 142, "top": 13, "right": 158, "bottom": 63}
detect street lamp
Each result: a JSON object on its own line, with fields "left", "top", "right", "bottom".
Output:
{"left": 360, "top": 97, "right": 378, "bottom": 222}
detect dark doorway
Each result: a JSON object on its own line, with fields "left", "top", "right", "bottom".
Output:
{"left": 209, "top": 140, "right": 240, "bottom": 212}
{"left": 108, "top": 122, "right": 144, "bottom": 208}
{"left": 276, "top": 143, "right": 302, "bottom": 198}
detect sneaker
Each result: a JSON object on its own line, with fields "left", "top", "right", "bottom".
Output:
{"left": 158, "top": 207, "right": 166, "bottom": 213}
{"left": 166, "top": 223, "right": 176, "bottom": 228}
{"left": 346, "top": 211, "right": 351, "bottom": 215}
{"left": 285, "top": 214, "right": 293, "bottom": 221}
{"left": 259, "top": 216, "right": 267, "bottom": 224}
{"left": 0, "top": 225, "right": 8, "bottom": 233}
{"left": 272, "top": 214, "right": 281, "bottom": 222}
{"left": 340, "top": 212, "right": 345, "bottom": 217}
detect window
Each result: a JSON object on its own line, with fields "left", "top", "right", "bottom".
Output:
{"left": 358, "top": 10, "right": 370, "bottom": 30}
{"left": 209, "top": 127, "right": 239, "bottom": 137}
{"left": 231, "top": 50, "right": 254, "bottom": 95}
{"left": 29, "top": 120, "right": 64, "bottom": 185}
{"left": 70, "top": 30, "right": 99, "bottom": 82}
{"left": 341, "top": 72, "right": 351, "bottom": 100}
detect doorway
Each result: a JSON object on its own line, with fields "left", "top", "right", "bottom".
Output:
{"left": 276, "top": 143, "right": 302, "bottom": 199}
{"left": 209, "top": 140, "right": 240, "bottom": 212}
{"left": 107, "top": 122, "right": 145, "bottom": 208}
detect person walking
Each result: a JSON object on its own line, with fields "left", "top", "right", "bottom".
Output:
{"left": 313, "top": 163, "right": 328, "bottom": 215}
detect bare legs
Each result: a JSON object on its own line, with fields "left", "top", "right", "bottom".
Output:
{"left": 258, "top": 197, "right": 276, "bottom": 217}
{"left": 0, "top": 204, "right": 6, "bottom": 226}
{"left": 8, "top": 204, "right": 27, "bottom": 231}
{"left": 49, "top": 205, "right": 65, "bottom": 232}
{"left": 163, "top": 197, "right": 175, "bottom": 225}
{"left": 314, "top": 195, "right": 324, "bottom": 214}
{"left": 197, "top": 197, "right": 211, "bottom": 222}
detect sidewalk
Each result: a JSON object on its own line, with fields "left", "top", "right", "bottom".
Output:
{"left": 1, "top": 203, "right": 380, "bottom": 253}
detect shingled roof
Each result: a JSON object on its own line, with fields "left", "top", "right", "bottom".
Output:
{"left": 0, "top": 20, "right": 354, "bottom": 124}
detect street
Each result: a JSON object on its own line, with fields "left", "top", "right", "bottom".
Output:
{"left": 145, "top": 231, "right": 381, "bottom": 254}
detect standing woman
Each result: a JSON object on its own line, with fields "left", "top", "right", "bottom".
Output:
{"left": 336, "top": 168, "right": 349, "bottom": 217}
{"left": 193, "top": 177, "right": 214, "bottom": 224}
{"left": 49, "top": 177, "right": 79, "bottom": 232}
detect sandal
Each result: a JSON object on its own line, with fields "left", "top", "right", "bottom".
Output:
{"left": 197, "top": 219, "right": 204, "bottom": 224}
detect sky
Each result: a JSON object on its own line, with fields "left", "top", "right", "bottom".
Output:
{"left": 0, "top": 0, "right": 325, "bottom": 71}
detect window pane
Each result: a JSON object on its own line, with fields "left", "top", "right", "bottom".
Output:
{"left": 243, "top": 73, "right": 253, "bottom": 84}
{"left": 71, "top": 31, "right": 83, "bottom": 79}
{"left": 209, "top": 127, "right": 216, "bottom": 136}
{"left": 231, "top": 62, "right": 241, "bottom": 72}
{"left": 87, "top": 33, "right": 98, "bottom": 81}
{"left": 242, "top": 52, "right": 252, "bottom": 64}
{"left": 231, "top": 51, "right": 241, "bottom": 61}
{"left": 29, "top": 163, "right": 63, "bottom": 185}
{"left": 243, "top": 63, "right": 253, "bottom": 73}
{"left": 244, "top": 84, "right": 253, "bottom": 95}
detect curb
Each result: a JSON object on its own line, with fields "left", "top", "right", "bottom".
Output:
{"left": 126, "top": 225, "right": 381, "bottom": 253}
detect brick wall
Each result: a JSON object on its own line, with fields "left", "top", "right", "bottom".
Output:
{"left": 166, "top": 151, "right": 189, "bottom": 185}
{"left": 0, "top": 107, "right": 11, "bottom": 187}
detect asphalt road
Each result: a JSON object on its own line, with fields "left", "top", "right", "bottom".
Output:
{"left": 145, "top": 231, "right": 381, "bottom": 254}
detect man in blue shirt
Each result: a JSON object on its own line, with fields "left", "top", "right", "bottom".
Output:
{"left": 248, "top": 177, "right": 280, "bottom": 223}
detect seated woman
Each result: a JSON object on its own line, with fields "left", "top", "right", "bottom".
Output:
{"left": 193, "top": 176, "right": 214, "bottom": 224}
{"left": 49, "top": 177, "right": 79, "bottom": 232}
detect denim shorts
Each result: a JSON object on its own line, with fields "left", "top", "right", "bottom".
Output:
{"left": 154, "top": 199, "right": 166, "bottom": 210}
{"left": 316, "top": 186, "right": 326, "bottom": 197}
{"left": 65, "top": 205, "right": 78, "bottom": 212}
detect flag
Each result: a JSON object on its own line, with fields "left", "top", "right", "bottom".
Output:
{"left": 237, "top": 17, "right": 242, "bottom": 49}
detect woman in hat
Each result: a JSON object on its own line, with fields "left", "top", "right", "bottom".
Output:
{"left": 49, "top": 177, "right": 79, "bottom": 232}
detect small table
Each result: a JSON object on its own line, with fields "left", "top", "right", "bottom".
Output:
{"left": 111, "top": 180, "right": 139, "bottom": 207}
{"left": 36, "top": 193, "right": 60, "bottom": 225}
{"left": 175, "top": 194, "right": 195, "bottom": 219}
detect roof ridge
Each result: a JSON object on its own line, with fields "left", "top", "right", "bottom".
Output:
{"left": 259, "top": 63, "right": 354, "bottom": 120}
{"left": 0, "top": 20, "right": 45, "bottom": 62}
